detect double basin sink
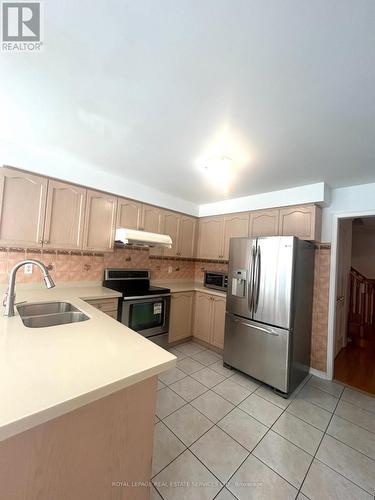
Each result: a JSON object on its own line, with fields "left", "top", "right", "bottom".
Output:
{"left": 17, "top": 301, "right": 89, "bottom": 328}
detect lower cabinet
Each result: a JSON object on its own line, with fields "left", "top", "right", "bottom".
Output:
{"left": 84, "top": 298, "right": 119, "bottom": 319}
{"left": 193, "top": 292, "right": 226, "bottom": 349}
{"left": 168, "top": 292, "right": 194, "bottom": 342}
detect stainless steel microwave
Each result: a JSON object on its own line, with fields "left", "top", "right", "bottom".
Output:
{"left": 204, "top": 271, "right": 228, "bottom": 291}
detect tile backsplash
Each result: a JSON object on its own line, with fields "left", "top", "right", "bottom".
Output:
{"left": 0, "top": 247, "right": 227, "bottom": 284}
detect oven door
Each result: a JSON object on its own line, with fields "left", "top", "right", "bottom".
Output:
{"left": 121, "top": 295, "right": 170, "bottom": 338}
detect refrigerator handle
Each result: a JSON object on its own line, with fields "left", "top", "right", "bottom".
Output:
{"left": 248, "top": 244, "right": 256, "bottom": 313}
{"left": 230, "top": 316, "right": 279, "bottom": 336}
{"left": 253, "top": 245, "right": 261, "bottom": 313}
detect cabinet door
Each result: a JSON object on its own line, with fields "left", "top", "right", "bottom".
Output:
{"left": 278, "top": 205, "right": 320, "bottom": 240}
{"left": 83, "top": 190, "right": 117, "bottom": 252}
{"left": 197, "top": 217, "right": 224, "bottom": 260}
{"left": 169, "top": 292, "right": 194, "bottom": 342}
{"left": 193, "top": 292, "right": 212, "bottom": 343}
{"left": 211, "top": 296, "right": 226, "bottom": 349}
{"left": 116, "top": 198, "right": 142, "bottom": 230}
{"left": 43, "top": 180, "right": 86, "bottom": 250}
{"left": 163, "top": 211, "right": 180, "bottom": 257}
{"left": 249, "top": 209, "right": 279, "bottom": 237}
{"left": 142, "top": 204, "right": 165, "bottom": 257}
{"left": 178, "top": 216, "right": 197, "bottom": 258}
{"left": 0, "top": 167, "right": 47, "bottom": 247}
{"left": 222, "top": 213, "right": 249, "bottom": 260}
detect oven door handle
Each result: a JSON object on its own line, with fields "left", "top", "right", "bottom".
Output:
{"left": 123, "top": 293, "right": 171, "bottom": 301}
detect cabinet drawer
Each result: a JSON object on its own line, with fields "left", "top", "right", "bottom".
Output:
{"left": 105, "top": 310, "right": 118, "bottom": 319}
{"left": 85, "top": 298, "right": 118, "bottom": 312}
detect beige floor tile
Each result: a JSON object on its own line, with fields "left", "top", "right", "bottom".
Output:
{"left": 191, "top": 390, "right": 234, "bottom": 423}
{"left": 316, "top": 435, "right": 375, "bottom": 495}
{"left": 176, "top": 342, "right": 206, "bottom": 356}
{"left": 157, "top": 379, "right": 166, "bottom": 390}
{"left": 152, "top": 422, "right": 186, "bottom": 476}
{"left": 218, "top": 407, "right": 267, "bottom": 451}
{"left": 153, "top": 450, "right": 222, "bottom": 500}
{"left": 341, "top": 388, "right": 375, "bottom": 414}
{"left": 228, "top": 454, "right": 298, "bottom": 500}
{"left": 168, "top": 347, "right": 188, "bottom": 360}
{"left": 169, "top": 376, "right": 207, "bottom": 402}
{"left": 163, "top": 404, "right": 213, "bottom": 446}
{"left": 253, "top": 430, "right": 313, "bottom": 488}
{"left": 327, "top": 415, "right": 375, "bottom": 460}
{"left": 296, "top": 385, "right": 338, "bottom": 412}
{"left": 335, "top": 399, "right": 375, "bottom": 434}
{"left": 177, "top": 357, "right": 205, "bottom": 374}
{"left": 210, "top": 361, "right": 235, "bottom": 378}
{"left": 229, "top": 372, "right": 261, "bottom": 392}
{"left": 190, "top": 426, "right": 249, "bottom": 483}
{"left": 192, "top": 350, "right": 222, "bottom": 366}
{"left": 191, "top": 367, "right": 226, "bottom": 388}
{"left": 254, "top": 385, "right": 291, "bottom": 409}
{"left": 272, "top": 412, "right": 323, "bottom": 455}
{"left": 159, "top": 367, "right": 186, "bottom": 385}
{"left": 307, "top": 376, "right": 344, "bottom": 398}
{"left": 156, "top": 387, "right": 186, "bottom": 419}
{"left": 302, "top": 459, "right": 373, "bottom": 500}
{"left": 150, "top": 485, "right": 163, "bottom": 500}
{"left": 296, "top": 494, "right": 309, "bottom": 500}
{"left": 287, "top": 398, "right": 331, "bottom": 431}
{"left": 215, "top": 488, "right": 237, "bottom": 500}
{"left": 213, "top": 378, "right": 251, "bottom": 405}
{"left": 239, "top": 393, "right": 283, "bottom": 427}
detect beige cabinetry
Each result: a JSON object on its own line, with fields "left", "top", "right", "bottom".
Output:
{"left": 142, "top": 204, "right": 164, "bottom": 234}
{"left": 163, "top": 211, "right": 197, "bottom": 258}
{"left": 83, "top": 190, "right": 117, "bottom": 252}
{"left": 193, "top": 292, "right": 226, "bottom": 349}
{"left": 0, "top": 167, "right": 48, "bottom": 248}
{"left": 116, "top": 198, "right": 143, "bottom": 230}
{"left": 43, "top": 180, "right": 86, "bottom": 250}
{"left": 197, "top": 216, "right": 224, "bottom": 260}
{"left": 278, "top": 204, "right": 321, "bottom": 241}
{"left": 169, "top": 292, "right": 194, "bottom": 342}
{"left": 249, "top": 209, "right": 280, "bottom": 237}
{"left": 222, "top": 213, "right": 249, "bottom": 259}
{"left": 84, "top": 297, "right": 118, "bottom": 319}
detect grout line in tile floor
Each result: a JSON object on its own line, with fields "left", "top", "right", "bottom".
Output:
{"left": 154, "top": 342, "right": 375, "bottom": 499}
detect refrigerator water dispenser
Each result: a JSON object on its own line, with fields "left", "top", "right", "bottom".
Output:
{"left": 231, "top": 269, "right": 247, "bottom": 297}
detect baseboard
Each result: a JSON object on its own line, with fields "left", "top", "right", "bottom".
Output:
{"left": 309, "top": 367, "right": 330, "bottom": 380}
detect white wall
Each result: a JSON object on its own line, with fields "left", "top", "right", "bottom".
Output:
{"left": 351, "top": 222, "right": 375, "bottom": 278}
{"left": 322, "top": 182, "right": 375, "bottom": 242}
{"left": 199, "top": 182, "right": 329, "bottom": 217}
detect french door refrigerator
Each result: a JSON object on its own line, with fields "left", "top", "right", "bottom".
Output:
{"left": 223, "top": 236, "right": 315, "bottom": 396}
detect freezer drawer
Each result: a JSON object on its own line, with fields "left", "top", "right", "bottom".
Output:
{"left": 223, "top": 313, "right": 291, "bottom": 393}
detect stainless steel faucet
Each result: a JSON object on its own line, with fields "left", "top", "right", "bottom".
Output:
{"left": 3, "top": 259, "right": 55, "bottom": 317}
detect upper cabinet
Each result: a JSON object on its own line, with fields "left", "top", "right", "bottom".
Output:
{"left": 142, "top": 204, "right": 164, "bottom": 234}
{"left": 178, "top": 216, "right": 197, "bottom": 258}
{"left": 197, "top": 216, "right": 224, "bottom": 260}
{"left": 83, "top": 189, "right": 117, "bottom": 252}
{"left": 197, "top": 213, "right": 249, "bottom": 260}
{"left": 249, "top": 209, "right": 279, "bottom": 237}
{"left": 116, "top": 198, "right": 143, "bottom": 230}
{"left": 278, "top": 205, "right": 321, "bottom": 241}
{"left": 0, "top": 167, "right": 47, "bottom": 248}
{"left": 43, "top": 180, "right": 86, "bottom": 250}
{"left": 222, "top": 213, "right": 249, "bottom": 260}
{"left": 162, "top": 211, "right": 197, "bottom": 258}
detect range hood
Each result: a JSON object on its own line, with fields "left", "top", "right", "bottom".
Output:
{"left": 115, "top": 228, "right": 172, "bottom": 249}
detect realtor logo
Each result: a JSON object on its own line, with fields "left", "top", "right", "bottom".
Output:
{"left": 1, "top": 1, "right": 43, "bottom": 51}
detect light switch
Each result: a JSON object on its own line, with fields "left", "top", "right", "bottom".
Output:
{"left": 24, "top": 263, "right": 33, "bottom": 274}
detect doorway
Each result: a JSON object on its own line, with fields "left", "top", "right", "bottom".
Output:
{"left": 333, "top": 216, "right": 375, "bottom": 394}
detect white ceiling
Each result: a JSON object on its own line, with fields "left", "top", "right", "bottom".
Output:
{"left": 1, "top": 0, "right": 375, "bottom": 204}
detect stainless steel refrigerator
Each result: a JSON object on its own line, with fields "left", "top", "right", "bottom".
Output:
{"left": 223, "top": 236, "right": 315, "bottom": 396}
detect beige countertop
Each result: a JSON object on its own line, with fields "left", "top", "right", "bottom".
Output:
{"left": 0, "top": 284, "right": 176, "bottom": 442}
{"left": 152, "top": 280, "right": 227, "bottom": 298}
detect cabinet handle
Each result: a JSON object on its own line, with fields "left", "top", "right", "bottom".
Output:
{"left": 44, "top": 240, "right": 49, "bottom": 244}
{"left": 39, "top": 239, "right": 43, "bottom": 244}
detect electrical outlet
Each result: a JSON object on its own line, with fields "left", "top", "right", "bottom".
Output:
{"left": 24, "top": 263, "right": 33, "bottom": 274}
{"left": 168, "top": 266, "right": 173, "bottom": 273}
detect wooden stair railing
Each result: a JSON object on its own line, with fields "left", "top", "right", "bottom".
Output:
{"left": 348, "top": 267, "right": 375, "bottom": 347}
